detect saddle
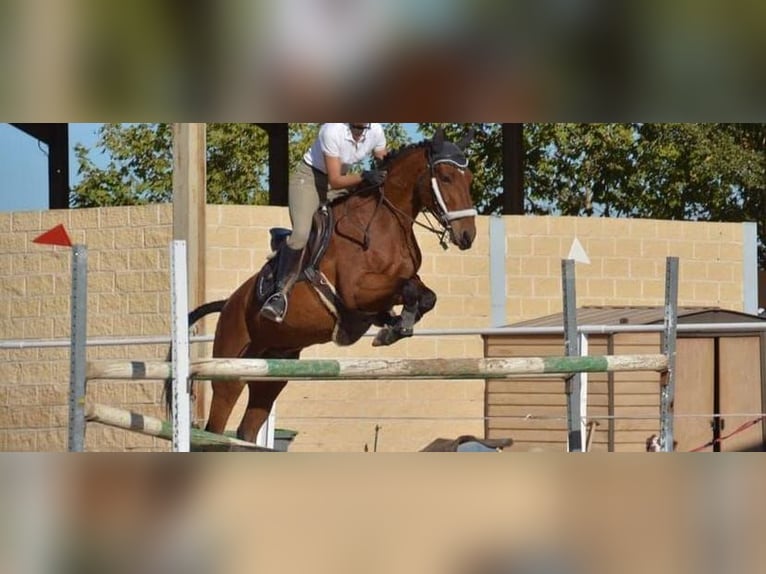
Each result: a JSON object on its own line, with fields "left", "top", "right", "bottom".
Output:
{"left": 255, "top": 203, "right": 378, "bottom": 346}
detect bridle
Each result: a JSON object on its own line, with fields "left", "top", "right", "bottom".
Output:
{"left": 428, "top": 152, "right": 478, "bottom": 225}
{"left": 379, "top": 142, "right": 477, "bottom": 249}
{"left": 419, "top": 144, "right": 477, "bottom": 248}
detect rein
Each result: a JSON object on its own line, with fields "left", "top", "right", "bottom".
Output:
{"left": 359, "top": 189, "right": 386, "bottom": 250}
{"left": 339, "top": 182, "right": 387, "bottom": 250}
{"left": 381, "top": 188, "right": 453, "bottom": 249}
{"left": 378, "top": 149, "right": 476, "bottom": 249}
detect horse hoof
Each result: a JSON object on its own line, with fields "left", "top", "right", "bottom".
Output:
{"left": 372, "top": 327, "right": 399, "bottom": 347}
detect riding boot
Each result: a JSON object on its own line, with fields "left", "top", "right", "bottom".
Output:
{"left": 260, "top": 246, "right": 304, "bottom": 323}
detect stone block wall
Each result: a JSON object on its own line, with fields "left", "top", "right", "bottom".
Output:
{"left": 0, "top": 205, "right": 752, "bottom": 452}
{"left": 503, "top": 216, "right": 748, "bottom": 321}
{"left": 0, "top": 206, "right": 172, "bottom": 451}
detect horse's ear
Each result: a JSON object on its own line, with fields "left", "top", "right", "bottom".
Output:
{"left": 456, "top": 128, "right": 475, "bottom": 151}
{"left": 432, "top": 126, "right": 445, "bottom": 148}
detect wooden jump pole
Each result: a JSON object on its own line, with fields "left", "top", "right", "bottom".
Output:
{"left": 87, "top": 354, "right": 670, "bottom": 381}
{"left": 84, "top": 403, "right": 270, "bottom": 451}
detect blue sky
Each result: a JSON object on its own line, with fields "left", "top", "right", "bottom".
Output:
{"left": 0, "top": 123, "right": 420, "bottom": 213}
{"left": 0, "top": 123, "right": 103, "bottom": 212}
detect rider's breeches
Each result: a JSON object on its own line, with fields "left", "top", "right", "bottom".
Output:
{"left": 286, "top": 162, "right": 326, "bottom": 250}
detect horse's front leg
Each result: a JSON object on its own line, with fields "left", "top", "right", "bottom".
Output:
{"left": 238, "top": 380, "right": 287, "bottom": 444}
{"left": 372, "top": 276, "right": 436, "bottom": 347}
{"left": 397, "top": 277, "right": 431, "bottom": 337}
{"left": 237, "top": 347, "right": 297, "bottom": 445}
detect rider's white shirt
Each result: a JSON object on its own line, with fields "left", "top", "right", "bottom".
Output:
{"left": 303, "top": 123, "right": 386, "bottom": 175}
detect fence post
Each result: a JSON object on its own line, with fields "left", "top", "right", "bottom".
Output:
{"left": 660, "top": 257, "right": 679, "bottom": 452}
{"left": 68, "top": 245, "right": 88, "bottom": 452}
{"left": 562, "top": 259, "right": 583, "bottom": 452}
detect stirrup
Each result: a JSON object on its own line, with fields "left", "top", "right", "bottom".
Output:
{"left": 260, "top": 292, "right": 288, "bottom": 323}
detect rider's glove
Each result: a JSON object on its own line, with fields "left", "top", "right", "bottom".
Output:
{"left": 361, "top": 169, "right": 386, "bottom": 187}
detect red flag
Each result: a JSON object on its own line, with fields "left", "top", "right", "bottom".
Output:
{"left": 33, "top": 224, "right": 72, "bottom": 247}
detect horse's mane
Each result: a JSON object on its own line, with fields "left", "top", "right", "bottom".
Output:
{"left": 376, "top": 140, "right": 430, "bottom": 170}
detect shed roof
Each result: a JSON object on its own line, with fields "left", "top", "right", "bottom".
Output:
{"left": 508, "top": 306, "right": 766, "bottom": 328}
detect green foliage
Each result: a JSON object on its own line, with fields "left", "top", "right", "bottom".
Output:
{"left": 71, "top": 123, "right": 414, "bottom": 207}
{"left": 205, "top": 124, "right": 270, "bottom": 204}
{"left": 71, "top": 123, "right": 174, "bottom": 207}
{"left": 71, "top": 123, "right": 273, "bottom": 206}
{"left": 382, "top": 123, "right": 411, "bottom": 151}
{"left": 288, "top": 123, "right": 320, "bottom": 169}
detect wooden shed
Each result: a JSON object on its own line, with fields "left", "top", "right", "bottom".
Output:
{"left": 483, "top": 307, "right": 766, "bottom": 452}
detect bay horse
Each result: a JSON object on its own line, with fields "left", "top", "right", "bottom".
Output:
{"left": 174, "top": 129, "right": 478, "bottom": 443}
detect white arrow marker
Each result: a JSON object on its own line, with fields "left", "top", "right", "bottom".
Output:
{"left": 568, "top": 237, "right": 591, "bottom": 264}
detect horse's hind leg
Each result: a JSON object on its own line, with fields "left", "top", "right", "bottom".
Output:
{"left": 206, "top": 289, "right": 251, "bottom": 436}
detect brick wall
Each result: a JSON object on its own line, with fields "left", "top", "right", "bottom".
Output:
{"left": 0, "top": 206, "right": 751, "bottom": 452}
{"left": 0, "top": 206, "right": 172, "bottom": 451}
{"left": 504, "top": 216, "right": 747, "bottom": 322}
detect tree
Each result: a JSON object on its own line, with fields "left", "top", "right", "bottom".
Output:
{"left": 71, "top": 123, "right": 272, "bottom": 206}
{"left": 70, "top": 123, "right": 413, "bottom": 207}
{"left": 71, "top": 123, "right": 174, "bottom": 207}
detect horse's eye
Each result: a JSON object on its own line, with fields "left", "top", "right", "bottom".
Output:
{"left": 439, "top": 174, "right": 452, "bottom": 184}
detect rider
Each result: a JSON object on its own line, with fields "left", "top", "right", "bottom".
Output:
{"left": 260, "top": 123, "right": 389, "bottom": 323}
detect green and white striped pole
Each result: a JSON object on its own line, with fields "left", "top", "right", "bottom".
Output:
{"left": 87, "top": 354, "right": 670, "bottom": 381}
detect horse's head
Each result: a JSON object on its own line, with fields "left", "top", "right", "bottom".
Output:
{"left": 423, "top": 128, "right": 477, "bottom": 250}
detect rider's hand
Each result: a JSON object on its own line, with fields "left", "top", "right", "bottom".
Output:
{"left": 361, "top": 169, "right": 386, "bottom": 187}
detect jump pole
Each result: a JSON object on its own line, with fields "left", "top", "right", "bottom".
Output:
{"left": 88, "top": 354, "right": 670, "bottom": 381}
{"left": 85, "top": 402, "right": 270, "bottom": 450}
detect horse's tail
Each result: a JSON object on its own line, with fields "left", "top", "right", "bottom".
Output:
{"left": 162, "top": 299, "right": 227, "bottom": 420}
{"left": 188, "top": 299, "right": 228, "bottom": 326}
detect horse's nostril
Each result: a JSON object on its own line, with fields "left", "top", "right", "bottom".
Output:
{"left": 455, "top": 230, "right": 474, "bottom": 250}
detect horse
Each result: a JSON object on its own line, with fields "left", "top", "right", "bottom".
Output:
{"left": 171, "top": 128, "right": 478, "bottom": 444}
